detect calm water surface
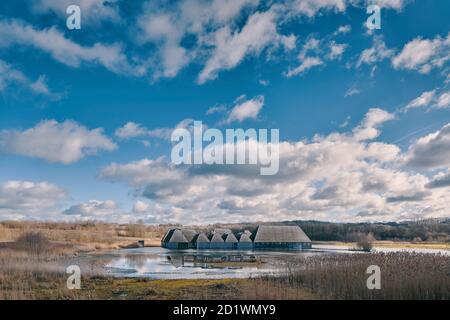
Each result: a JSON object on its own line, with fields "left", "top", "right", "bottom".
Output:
{"left": 93, "top": 247, "right": 325, "bottom": 279}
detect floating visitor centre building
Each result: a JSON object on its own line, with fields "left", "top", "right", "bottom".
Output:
{"left": 161, "top": 225, "right": 312, "bottom": 250}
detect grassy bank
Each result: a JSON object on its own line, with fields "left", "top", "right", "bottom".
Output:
{"left": 82, "top": 278, "right": 315, "bottom": 300}
{"left": 0, "top": 221, "right": 166, "bottom": 250}
{"left": 0, "top": 275, "right": 317, "bottom": 300}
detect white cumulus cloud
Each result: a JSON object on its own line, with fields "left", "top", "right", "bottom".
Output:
{"left": 0, "top": 180, "right": 66, "bottom": 220}
{"left": 63, "top": 200, "right": 120, "bottom": 217}
{"left": 0, "top": 120, "right": 117, "bottom": 164}
{"left": 392, "top": 33, "right": 450, "bottom": 73}
{"left": 97, "top": 108, "right": 450, "bottom": 224}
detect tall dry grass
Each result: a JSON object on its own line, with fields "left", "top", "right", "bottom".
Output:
{"left": 245, "top": 252, "right": 450, "bottom": 300}
{"left": 0, "top": 232, "right": 81, "bottom": 299}
{"left": 0, "top": 221, "right": 168, "bottom": 249}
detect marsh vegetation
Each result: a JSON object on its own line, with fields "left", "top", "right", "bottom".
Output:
{"left": 0, "top": 222, "right": 449, "bottom": 300}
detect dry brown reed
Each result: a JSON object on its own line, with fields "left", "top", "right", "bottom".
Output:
{"left": 248, "top": 252, "right": 450, "bottom": 300}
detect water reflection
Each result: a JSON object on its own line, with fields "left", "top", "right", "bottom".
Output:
{"left": 101, "top": 248, "right": 297, "bottom": 279}
{"left": 166, "top": 252, "right": 257, "bottom": 268}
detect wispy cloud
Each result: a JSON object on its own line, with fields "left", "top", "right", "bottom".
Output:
{"left": 357, "top": 36, "right": 395, "bottom": 67}
{"left": 226, "top": 95, "right": 265, "bottom": 123}
{"left": 31, "top": 0, "right": 120, "bottom": 25}
{"left": 0, "top": 59, "right": 61, "bottom": 100}
{"left": 0, "top": 19, "right": 142, "bottom": 76}
{"left": 345, "top": 87, "right": 361, "bottom": 97}
{"left": 198, "top": 7, "right": 295, "bottom": 83}
{"left": 115, "top": 119, "right": 195, "bottom": 141}
{"left": 285, "top": 56, "right": 324, "bottom": 77}
{"left": 402, "top": 89, "right": 450, "bottom": 112}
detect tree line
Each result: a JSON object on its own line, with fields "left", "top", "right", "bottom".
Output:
{"left": 292, "top": 219, "right": 450, "bottom": 242}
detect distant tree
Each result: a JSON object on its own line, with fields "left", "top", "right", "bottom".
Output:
{"left": 294, "top": 220, "right": 449, "bottom": 242}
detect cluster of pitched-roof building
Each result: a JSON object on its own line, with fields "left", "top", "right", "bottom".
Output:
{"left": 161, "top": 225, "right": 311, "bottom": 250}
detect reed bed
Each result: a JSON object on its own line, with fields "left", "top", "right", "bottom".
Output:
{"left": 248, "top": 252, "right": 450, "bottom": 300}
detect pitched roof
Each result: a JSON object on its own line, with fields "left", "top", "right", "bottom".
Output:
{"left": 165, "top": 229, "right": 188, "bottom": 243}
{"left": 161, "top": 229, "right": 172, "bottom": 242}
{"left": 253, "top": 225, "right": 311, "bottom": 243}
{"left": 181, "top": 229, "right": 197, "bottom": 242}
{"left": 223, "top": 233, "right": 238, "bottom": 243}
{"left": 193, "top": 232, "right": 210, "bottom": 243}
{"left": 238, "top": 233, "right": 252, "bottom": 242}
{"left": 209, "top": 233, "right": 225, "bottom": 243}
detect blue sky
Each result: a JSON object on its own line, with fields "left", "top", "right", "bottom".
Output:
{"left": 0, "top": 0, "right": 449, "bottom": 224}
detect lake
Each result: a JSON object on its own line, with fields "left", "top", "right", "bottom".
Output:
{"left": 72, "top": 245, "right": 449, "bottom": 280}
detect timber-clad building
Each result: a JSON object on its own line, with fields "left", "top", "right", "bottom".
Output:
{"left": 161, "top": 225, "right": 311, "bottom": 250}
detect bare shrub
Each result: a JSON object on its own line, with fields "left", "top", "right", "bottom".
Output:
{"left": 351, "top": 232, "right": 375, "bottom": 252}
{"left": 126, "top": 224, "right": 147, "bottom": 238}
{"left": 14, "top": 232, "right": 50, "bottom": 255}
